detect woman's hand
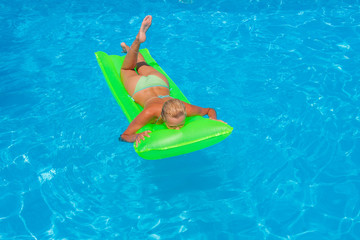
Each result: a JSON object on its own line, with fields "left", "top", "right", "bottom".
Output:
{"left": 135, "top": 130, "right": 151, "bottom": 147}
{"left": 210, "top": 118, "right": 227, "bottom": 124}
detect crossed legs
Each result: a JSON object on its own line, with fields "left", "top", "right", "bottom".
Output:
{"left": 120, "top": 16, "right": 168, "bottom": 96}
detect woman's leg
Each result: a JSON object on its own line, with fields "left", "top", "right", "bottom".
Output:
{"left": 120, "top": 15, "right": 169, "bottom": 95}
{"left": 120, "top": 16, "right": 152, "bottom": 95}
{"left": 121, "top": 15, "right": 152, "bottom": 70}
{"left": 121, "top": 42, "right": 168, "bottom": 85}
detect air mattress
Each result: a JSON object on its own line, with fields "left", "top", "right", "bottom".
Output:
{"left": 95, "top": 49, "right": 233, "bottom": 160}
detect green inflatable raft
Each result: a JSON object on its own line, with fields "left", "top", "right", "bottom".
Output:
{"left": 95, "top": 49, "right": 233, "bottom": 160}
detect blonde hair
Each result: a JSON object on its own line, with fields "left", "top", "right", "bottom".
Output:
{"left": 161, "top": 98, "right": 186, "bottom": 122}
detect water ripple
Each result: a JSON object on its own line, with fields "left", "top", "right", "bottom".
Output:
{"left": 1, "top": 0, "right": 360, "bottom": 239}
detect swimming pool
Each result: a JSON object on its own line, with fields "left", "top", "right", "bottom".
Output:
{"left": 1, "top": 0, "right": 359, "bottom": 239}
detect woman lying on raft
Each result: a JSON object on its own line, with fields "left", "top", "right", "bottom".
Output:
{"left": 120, "top": 15, "right": 225, "bottom": 146}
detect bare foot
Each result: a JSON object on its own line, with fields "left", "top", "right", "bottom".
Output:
{"left": 121, "top": 42, "right": 130, "bottom": 53}
{"left": 137, "top": 15, "right": 152, "bottom": 43}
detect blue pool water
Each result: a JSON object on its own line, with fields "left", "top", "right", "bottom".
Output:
{"left": 1, "top": 0, "right": 360, "bottom": 239}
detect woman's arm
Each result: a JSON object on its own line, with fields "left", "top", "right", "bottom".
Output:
{"left": 120, "top": 130, "right": 151, "bottom": 147}
{"left": 119, "top": 108, "right": 155, "bottom": 146}
{"left": 183, "top": 102, "right": 217, "bottom": 119}
{"left": 183, "top": 102, "right": 227, "bottom": 124}
{"left": 206, "top": 108, "right": 217, "bottom": 119}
